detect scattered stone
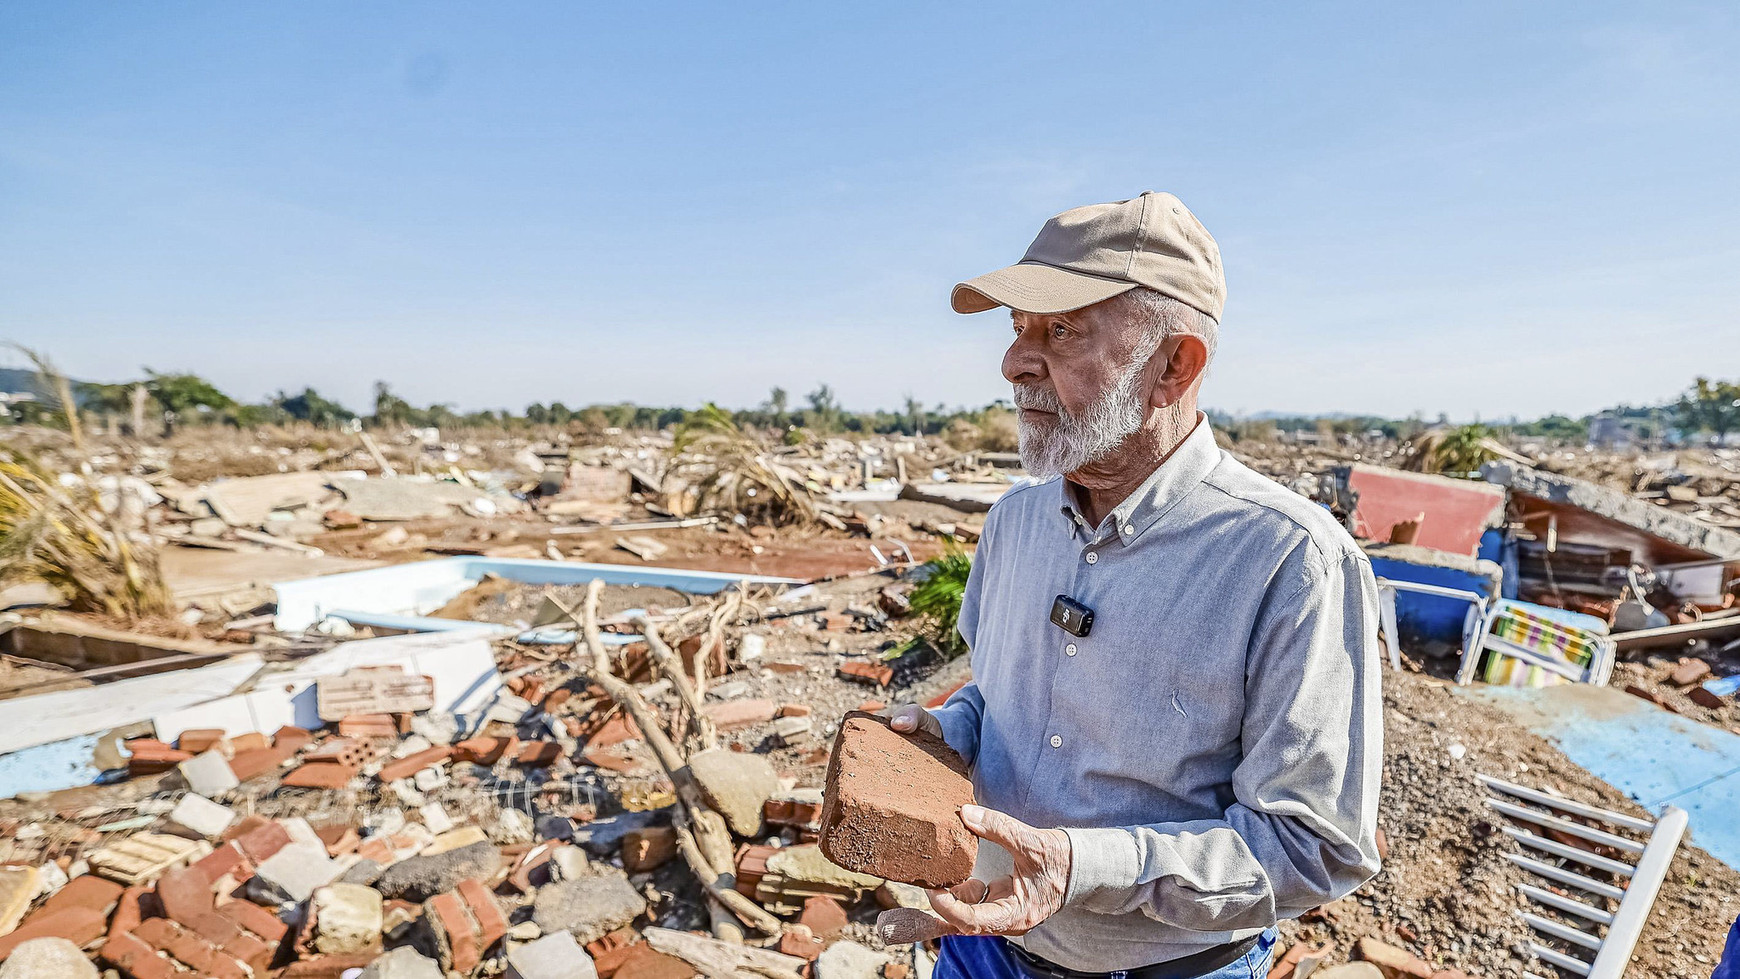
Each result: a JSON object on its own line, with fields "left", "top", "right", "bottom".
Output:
{"left": 165, "top": 793, "right": 236, "bottom": 840}
{"left": 375, "top": 840, "right": 502, "bottom": 902}
{"left": 550, "top": 847, "right": 591, "bottom": 882}
{"left": 507, "top": 921, "right": 542, "bottom": 941}
{"left": 506, "top": 929, "right": 598, "bottom": 979}
{"left": 357, "top": 945, "right": 444, "bottom": 979}
{"left": 531, "top": 874, "right": 647, "bottom": 946}
{"left": 876, "top": 881, "right": 931, "bottom": 911}
{"left": 688, "top": 748, "right": 779, "bottom": 837}
{"left": 249, "top": 841, "right": 339, "bottom": 904}
{"left": 420, "top": 803, "right": 455, "bottom": 835}
{"left": 0, "top": 937, "right": 100, "bottom": 978}
{"left": 1671, "top": 658, "right": 1713, "bottom": 686}
{"left": 310, "top": 883, "right": 384, "bottom": 955}
{"left": 820, "top": 711, "right": 976, "bottom": 888}
{"left": 765, "top": 845, "right": 882, "bottom": 891}
{"left": 426, "top": 826, "right": 489, "bottom": 856}
{"left": 177, "top": 749, "right": 240, "bottom": 797}
{"left": 0, "top": 867, "right": 39, "bottom": 936}
{"left": 491, "top": 808, "right": 536, "bottom": 845}
{"left": 816, "top": 940, "right": 889, "bottom": 979}
{"left": 774, "top": 716, "right": 814, "bottom": 745}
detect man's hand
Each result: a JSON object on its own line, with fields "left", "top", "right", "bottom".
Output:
{"left": 876, "top": 805, "right": 1072, "bottom": 945}
{"left": 888, "top": 703, "right": 944, "bottom": 739}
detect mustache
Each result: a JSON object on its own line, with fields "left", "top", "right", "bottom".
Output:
{"left": 1012, "top": 385, "right": 1064, "bottom": 414}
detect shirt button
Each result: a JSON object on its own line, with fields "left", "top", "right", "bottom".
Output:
{"left": 1085, "top": 552, "right": 1098, "bottom": 565}
{"left": 1065, "top": 643, "right": 1077, "bottom": 657}
{"left": 1049, "top": 735, "right": 1063, "bottom": 749}
{"left": 1122, "top": 525, "right": 1134, "bottom": 536}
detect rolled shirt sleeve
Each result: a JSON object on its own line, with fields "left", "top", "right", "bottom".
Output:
{"left": 1060, "top": 544, "right": 1384, "bottom": 931}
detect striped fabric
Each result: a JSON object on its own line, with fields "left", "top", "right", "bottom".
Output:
{"left": 1482, "top": 603, "right": 1600, "bottom": 687}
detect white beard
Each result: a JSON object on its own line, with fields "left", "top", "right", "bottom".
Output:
{"left": 1014, "top": 356, "right": 1153, "bottom": 479}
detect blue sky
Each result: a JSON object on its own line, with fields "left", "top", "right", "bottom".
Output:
{"left": 2, "top": 2, "right": 1736, "bottom": 420}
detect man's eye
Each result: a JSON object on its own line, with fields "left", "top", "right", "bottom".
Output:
{"left": 1051, "top": 323, "right": 1068, "bottom": 339}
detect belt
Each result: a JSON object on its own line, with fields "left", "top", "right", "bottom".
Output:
{"left": 1002, "top": 934, "right": 1261, "bottom": 979}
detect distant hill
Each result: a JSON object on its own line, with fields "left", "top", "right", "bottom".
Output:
{"left": 0, "top": 367, "right": 44, "bottom": 396}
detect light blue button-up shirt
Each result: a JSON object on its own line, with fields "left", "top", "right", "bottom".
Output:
{"left": 930, "top": 417, "right": 1383, "bottom": 972}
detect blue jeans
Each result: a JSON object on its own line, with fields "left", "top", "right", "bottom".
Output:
{"left": 935, "top": 931, "right": 1277, "bottom": 979}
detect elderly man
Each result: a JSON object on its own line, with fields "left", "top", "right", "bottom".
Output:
{"left": 878, "top": 193, "right": 1383, "bottom": 979}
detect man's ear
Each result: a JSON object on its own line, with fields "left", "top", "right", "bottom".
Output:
{"left": 1148, "top": 335, "right": 1209, "bottom": 411}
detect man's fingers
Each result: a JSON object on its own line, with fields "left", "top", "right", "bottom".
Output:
{"left": 929, "top": 887, "right": 1028, "bottom": 936}
{"left": 876, "top": 907, "right": 954, "bottom": 945}
{"left": 944, "top": 878, "right": 989, "bottom": 904}
{"left": 888, "top": 704, "right": 940, "bottom": 738}
{"left": 960, "top": 804, "right": 1038, "bottom": 850}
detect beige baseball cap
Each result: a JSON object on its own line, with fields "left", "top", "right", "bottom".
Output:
{"left": 952, "top": 191, "right": 1224, "bottom": 320}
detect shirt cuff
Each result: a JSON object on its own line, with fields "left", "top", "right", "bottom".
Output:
{"left": 1062, "top": 826, "right": 1141, "bottom": 911}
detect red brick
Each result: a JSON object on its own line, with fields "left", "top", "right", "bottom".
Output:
{"left": 1691, "top": 686, "right": 1727, "bottom": 709}
{"left": 856, "top": 699, "right": 887, "bottom": 713}
{"left": 109, "top": 885, "right": 149, "bottom": 944}
{"left": 102, "top": 928, "right": 185, "bottom": 979}
{"left": 777, "top": 703, "right": 813, "bottom": 718}
{"left": 155, "top": 866, "right": 214, "bottom": 923}
{"left": 31, "top": 873, "right": 123, "bottom": 920}
{"left": 779, "top": 926, "right": 826, "bottom": 961}
{"left": 800, "top": 895, "right": 849, "bottom": 939}
{"left": 231, "top": 819, "right": 292, "bottom": 864}
{"left": 192, "top": 842, "right": 251, "bottom": 886}
{"left": 613, "top": 943, "right": 698, "bottom": 979}
{"left": 304, "top": 738, "right": 373, "bottom": 767}
{"left": 227, "top": 744, "right": 297, "bottom": 782}
{"left": 337, "top": 714, "right": 397, "bottom": 739}
{"left": 515, "top": 741, "right": 562, "bottom": 767}
{"left": 585, "top": 713, "right": 641, "bottom": 747}
{"left": 276, "top": 952, "right": 379, "bottom": 977}
{"left": 375, "top": 746, "right": 452, "bottom": 783}
{"left": 542, "top": 687, "right": 573, "bottom": 711}
{"left": 218, "top": 898, "right": 289, "bottom": 943}
{"left": 426, "top": 891, "right": 479, "bottom": 973}
{"left": 0, "top": 906, "right": 106, "bottom": 961}
{"left": 837, "top": 660, "right": 893, "bottom": 687}
{"left": 273, "top": 725, "right": 314, "bottom": 752}
{"left": 765, "top": 797, "right": 823, "bottom": 828}
{"left": 229, "top": 732, "right": 269, "bottom": 753}
{"left": 182, "top": 910, "right": 273, "bottom": 973}
{"left": 314, "top": 824, "right": 360, "bottom": 856}
{"left": 819, "top": 711, "right": 976, "bottom": 888}
{"left": 453, "top": 736, "right": 512, "bottom": 765}
{"left": 703, "top": 698, "right": 779, "bottom": 730}
{"left": 177, "top": 729, "right": 228, "bottom": 755}
{"left": 456, "top": 878, "right": 507, "bottom": 952}
{"left": 127, "top": 743, "right": 193, "bottom": 776}
{"left": 280, "top": 761, "right": 358, "bottom": 789}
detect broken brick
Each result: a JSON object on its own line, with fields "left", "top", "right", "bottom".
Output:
{"left": 453, "top": 736, "right": 512, "bottom": 765}
{"left": 273, "top": 726, "right": 314, "bottom": 752}
{"left": 777, "top": 703, "right": 813, "bottom": 718}
{"left": 800, "top": 895, "right": 849, "bottom": 939}
{"left": 702, "top": 699, "right": 779, "bottom": 731}
{"left": 837, "top": 660, "right": 894, "bottom": 687}
{"left": 375, "top": 746, "right": 452, "bottom": 784}
{"left": 336, "top": 714, "right": 397, "bottom": 739}
{"left": 820, "top": 711, "right": 976, "bottom": 888}
{"left": 0, "top": 906, "right": 106, "bottom": 961}
{"left": 280, "top": 762, "right": 359, "bottom": 790}
{"left": 154, "top": 866, "right": 214, "bottom": 923}
{"left": 515, "top": 741, "right": 562, "bottom": 767}
{"left": 620, "top": 826, "right": 677, "bottom": 873}
{"left": 176, "top": 729, "right": 228, "bottom": 756}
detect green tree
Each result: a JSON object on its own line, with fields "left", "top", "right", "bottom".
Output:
{"left": 804, "top": 383, "right": 842, "bottom": 433}
{"left": 144, "top": 370, "right": 232, "bottom": 417}
{"left": 1675, "top": 377, "right": 1740, "bottom": 445}
{"left": 274, "top": 387, "right": 355, "bottom": 428}
{"left": 371, "top": 381, "right": 414, "bottom": 428}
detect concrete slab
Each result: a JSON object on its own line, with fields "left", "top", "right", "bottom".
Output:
{"left": 1456, "top": 682, "right": 1740, "bottom": 870}
{"left": 1481, "top": 461, "right": 1740, "bottom": 562}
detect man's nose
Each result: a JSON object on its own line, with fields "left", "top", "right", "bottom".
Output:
{"left": 1002, "top": 330, "right": 1045, "bottom": 385}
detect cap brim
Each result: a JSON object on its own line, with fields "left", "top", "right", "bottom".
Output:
{"left": 951, "top": 262, "right": 1137, "bottom": 315}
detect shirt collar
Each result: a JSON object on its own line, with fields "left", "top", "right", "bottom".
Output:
{"left": 1057, "top": 412, "right": 1221, "bottom": 545}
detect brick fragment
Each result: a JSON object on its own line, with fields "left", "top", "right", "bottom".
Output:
{"left": 620, "top": 826, "right": 677, "bottom": 873}
{"left": 30, "top": 874, "right": 122, "bottom": 921}
{"left": 0, "top": 906, "right": 106, "bottom": 961}
{"left": 1691, "top": 686, "right": 1727, "bottom": 709}
{"left": 273, "top": 726, "right": 314, "bottom": 752}
{"left": 230, "top": 819, "right": 292, "bottom": 864}
{"left": 303, "top": 738, "right": 375, "bottom": 767}
{"left": 777, "top": 703, "right": 813, "bottom": 718}
{"left": 376, "top": 746, "right": 452, "bottom": 784}
{"left": 229, "top": 732, "right": 269, "bottom": 753}
{"left": 126, "top": 741, "right": 193, "bottom": 777}
{"left": 779, "top": 925, "right": 826, "bottom": 962}
{"left": 702, "top": 698, "right": 779, "bottom": 730}
{"left": 227, "top": 744, "right": 297, "bottom": 782}
{"left": 800, "top": 895, "right": 849, "bottom": 939}
{"left": 820, "top": 711, "right": 976, "bottom": 888}
{"left": 336, "top": 714, "right": 397, "bottom": 739}
{"left": 1356, "top": 936, "right": 1435, "bottom": 978}
{"left": 280, "top": 761, "right": 359, "bottom": 789}
{"left": 176, "top": 730, "right": 228, "bottom": 755}
{"left": 453, "top": 736, "right": 512, "bottom": 765}
{"left": 154, "top": 866, "right": 214, "bottom": 923}
{"left": 837, "top": 660, "right": 894, "bottom": 687}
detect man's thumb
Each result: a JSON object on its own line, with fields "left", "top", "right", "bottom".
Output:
{"left": 877, "top": 907, "right": 953, "bottom": 945}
